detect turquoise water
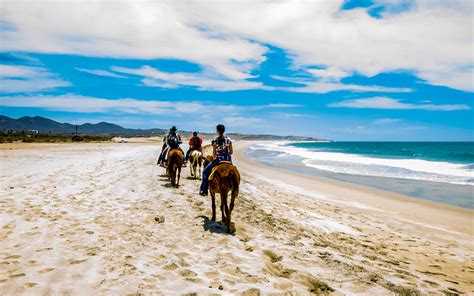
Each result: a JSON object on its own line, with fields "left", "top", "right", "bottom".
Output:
{"left": 246, "top": 142, "right": 474, "bottom": 209}
{"left": 289, "top": 142, "right": 474, "bottom": 164}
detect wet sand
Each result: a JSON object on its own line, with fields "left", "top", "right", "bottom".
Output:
{"left": 0, "top": 141, "right": 472, "bottom": 295}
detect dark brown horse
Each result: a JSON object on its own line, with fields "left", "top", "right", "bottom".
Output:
{"left": 203, "top": 156, "right": 240, "bottom": 233}
{"left": 167, "top": 149, "right": 183, "bottom": 187}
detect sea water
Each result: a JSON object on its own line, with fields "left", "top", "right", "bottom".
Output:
{"left": 246, "top": 142, "right": 474, "bottom": 209}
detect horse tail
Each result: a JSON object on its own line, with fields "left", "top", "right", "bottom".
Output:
{"left": 230, "top": 167, "right": 240, "bottom": 196}
{"left": 169, "top": 152, "right": 175, "bottom": 168}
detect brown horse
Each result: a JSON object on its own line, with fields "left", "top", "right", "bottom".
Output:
{"left": 167, "top": 149, "right": 183, "bottom": 187}
{"left": 203, "top": 156, "right": 240, "bottom": 233}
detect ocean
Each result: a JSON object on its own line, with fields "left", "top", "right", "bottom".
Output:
{"left": 246, "top": 141, "right": 474, "bottom": 209}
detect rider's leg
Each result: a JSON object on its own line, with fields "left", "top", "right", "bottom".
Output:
{"left": 164, "top": 147, "right": 170, "bottom": 163}
{"left": 179, "top": 147, "right": 187, "bottom": 164}
{"left": 200, "top": 160, "right": 217, "bottom": 195}
{"left": 158, "top": 144, "right": 167, "bottom": 164}
{"left": 185, "top": 148, "right": 191, "bottom": 162}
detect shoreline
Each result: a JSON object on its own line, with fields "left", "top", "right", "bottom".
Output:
{"left": 233, "top": 140, "right": 473, "bottom": 238}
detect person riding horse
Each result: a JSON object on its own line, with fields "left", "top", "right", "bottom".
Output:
{"left": 157, "top": 133, "right": 169, "bottom": 166}
{"left": 185, "top": 131, "right": 203, "bottom": 163}
{"left": 199, "top": 124, "right": 233, "bottom": 196}
{"left": 158, "top": 126, "right": 186, "bottom": 166}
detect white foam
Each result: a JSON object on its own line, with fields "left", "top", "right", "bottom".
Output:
{"left": 251, "top": 143, "right": 474, "bottom": 185}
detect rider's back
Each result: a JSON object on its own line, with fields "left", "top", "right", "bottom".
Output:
{"left": 190, "top": 136, "right": 202, "bottom": 151}
{"left": 167, "top": 133, "right": 181, "bottom": 149}
{"left": 213, "top": 136, "right": 232, "bottom": 162}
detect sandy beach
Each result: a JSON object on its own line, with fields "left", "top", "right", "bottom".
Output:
{"left": 0, "top": 141, "right": 473, "bottom": 295}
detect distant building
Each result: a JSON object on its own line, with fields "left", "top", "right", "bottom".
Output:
{"left": 28, "top": 130, "right": 39, "bottom": 134}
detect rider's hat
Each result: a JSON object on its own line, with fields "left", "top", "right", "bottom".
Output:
{"left": 171, "top": 126, "right": 177, "bottom": 131}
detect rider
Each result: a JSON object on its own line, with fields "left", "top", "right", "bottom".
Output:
{"left": 162, "top": 126, "right": 185, "bottom": 166}
{"left": 185, "top": 131, "right": 203, "bottom": 163}
{"left": 157, "top": 132, "right": 169, "bottom": 166}
{"left": 199, "top": 124, "right": 233, "bottom": 196}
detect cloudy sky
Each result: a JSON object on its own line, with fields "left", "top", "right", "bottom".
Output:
{"left": 0, "top": 0, "right": 472, "bottom": 140}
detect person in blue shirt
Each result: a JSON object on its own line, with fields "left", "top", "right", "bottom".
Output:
{"left": 199, "top": 124, "right": 233, "bottom": 196}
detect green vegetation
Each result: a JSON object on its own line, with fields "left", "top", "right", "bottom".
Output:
{"left": 0, "top": 131, "right": 112, "bottom": 143}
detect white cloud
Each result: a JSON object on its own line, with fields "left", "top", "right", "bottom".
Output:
{"left": 373, "top": 118, "right": 402, "bottom": 124}
{"left": 111, "top": 65, "right": 264, "bottom": 91}
{"left": 1, "top": 0, "right": 472, "bottom": 91}
{"left": 0, "top": 0, "right": 266, "bottom": 81}
{"left": 0, "top": 94, "right": 299, "bottom": 114}
{"left": 223, "top": 116, "right": 265, "bottom": 127}
{"left": 307, "top": 66, "right": 350, "bottom": 82}
{"left": 328, "top": 97, "right": 471, "bottom": 111}
{"left": 0, "top": 64, "right": 70, "bottom": 93}
{"left": 271, "top": 75, "right": 412, "bottom": 93}
{"left": 113, "top": 65, "right": 409, "bottom": 93}
{"left": 271, "top": 112, "right": 310, "bottom": 119}
{"left": 178, "top": 0, "right": 473, "bottom": 91}
{"left": 75, "top": 68, "right": 126, "bottom": 78}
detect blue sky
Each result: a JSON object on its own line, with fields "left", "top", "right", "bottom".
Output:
{"left": 0, "top": 0, "right": 472, "bottom": 140}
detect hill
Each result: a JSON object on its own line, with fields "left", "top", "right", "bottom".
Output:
{"left": 0, "top": 115, "right": 328, "bottom": 141}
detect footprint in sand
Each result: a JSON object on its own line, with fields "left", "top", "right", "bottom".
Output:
{"left": 4, "top": 255, "right": 21, "bottom": 260}
{"left": 35, "top": 247, "right": 53, "bottom": 252}
{"left": 178, "top": 269, "right": 197, "bottom": 278}
{"left": 38, "top": 268, "right": 55, "bottom": 274}
{"left": 9, "top": 273, "right": 26, "bottom": 278}
{"left": 70, "top": 258, "right": 88, "bottom": 265}
{"left": 24, "top": 282, "right": 37, "bottom": 288}
{"left": 26, "top": 260, "right": 39, "bottom": 266}
{"left": 162, "top": 262, "right": 179, "bottom": 270}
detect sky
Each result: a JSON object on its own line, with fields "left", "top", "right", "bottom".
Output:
{"left": 0, "top": 0, "right": 472, "bottom": 141}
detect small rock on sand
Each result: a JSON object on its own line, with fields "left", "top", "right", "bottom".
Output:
{"left": 155, "top": 216, "right": 165, "bottom": 223}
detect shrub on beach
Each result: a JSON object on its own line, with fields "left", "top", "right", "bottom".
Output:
{"left": 0, "top": 131, "right": 112, "bottom": 143}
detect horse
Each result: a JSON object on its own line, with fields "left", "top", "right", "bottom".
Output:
{"left": 167, "top": 148, "right": 183, "bottom": 187}
{"left": 189, "top": 150, "right": 203, "bottom": 179}
{"left": 203, "top": 156, "right": 240, "bottom": 233}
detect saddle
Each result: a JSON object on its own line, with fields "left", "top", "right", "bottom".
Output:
{"left": 208, "top": 161, "right": 235, "bottom": 181}
{"left": 168, "top": 148, "right": 183, "bottom": 158}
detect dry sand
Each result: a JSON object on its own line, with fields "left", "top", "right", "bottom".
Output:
{"left": 0, "top": 141, "right": 472, "bottom": 295}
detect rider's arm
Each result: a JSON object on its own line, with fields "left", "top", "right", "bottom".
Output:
{"left": 229, "top": 142, "right": 233, "bottom": 155}
{"left": 212, "top": 144, "right": 217, "bottom": 158}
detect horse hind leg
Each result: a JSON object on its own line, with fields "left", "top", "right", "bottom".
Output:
{"left": 176, "top": 167, "right": 181, "bottom": 188}
{"left": 193, "top": 163, "right": 197, "bottom": 179}
{"left": 171, "top": 167, "right": 176, "bottom": 186}
{"left": 220, "top": 193, "right": 226, "bottom": 225}
{"left": 210, "top": 191, "right": 216, "bottom": 221}
{"left": 221, "top": 191, "right": 231, "bottom": 232}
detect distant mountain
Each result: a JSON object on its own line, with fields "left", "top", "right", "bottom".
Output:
{"left": 0, "top": 115, "right": 165, "bottom": 136}
{"left": 0, "top": 115, "right": 330, "bottom": 141}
